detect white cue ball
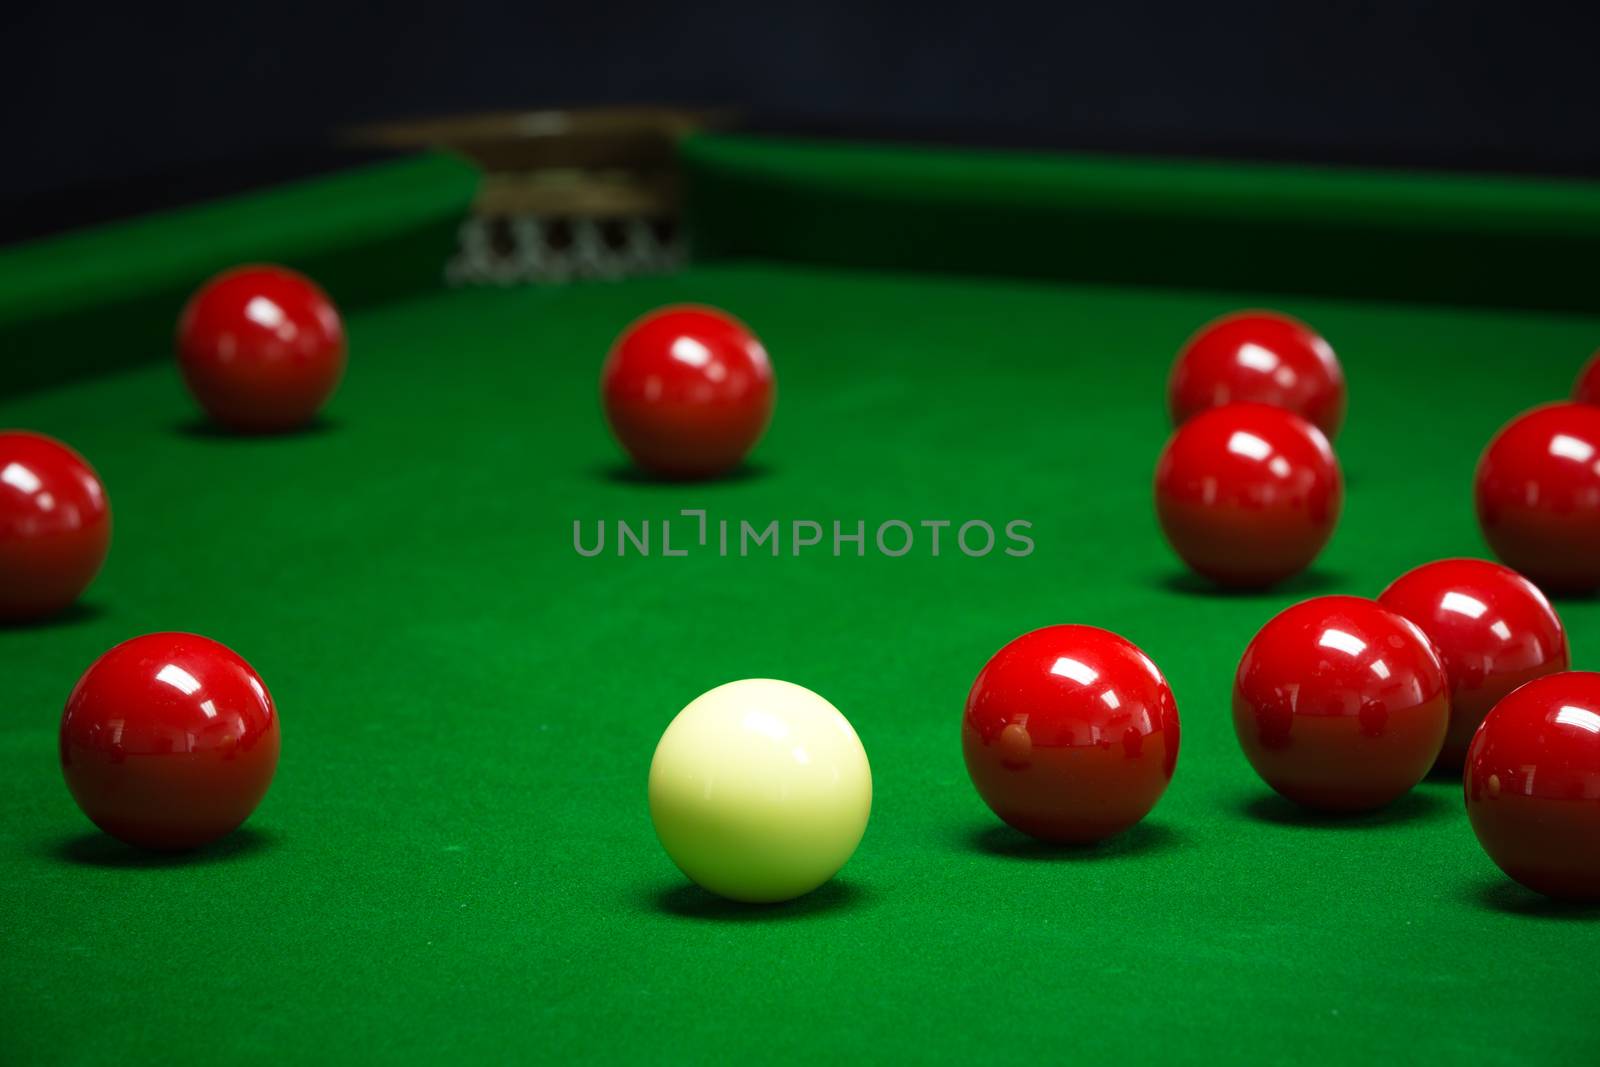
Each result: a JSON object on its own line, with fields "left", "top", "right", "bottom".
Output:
{"left": 648, "top": 678, "right": 872, "bottom": 903}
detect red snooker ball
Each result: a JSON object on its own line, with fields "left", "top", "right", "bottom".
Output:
{"left": 1234, "top": 596, "right": 1449, "bottom": 812}
{"left": 60, "top": 632, "right": 280, "bottom": 850}
{"left": 1575, "top": 352, "right": 1600, "bottom": 407}
{"left": 962, "top": 625, "right": 1180, "bottom": 843}
{"left": 1168, "top": 310, "right": 1347, "bottom": 440}
{"left": 1466, "top": 671, "right": 1600, "bottom": 902}
{"left": 600, "top": 305, "right": 775, "bottom": 479}
{"left": 0, "top": 431, "right": 111, "bottom": 622}
{"left": 177, "top": 265, "right": 346, "bottom": 433}
{"left": 1379, "top": 558, "right": 1568, "bottom": 773}
{"left": 1474, "top": 402, "right": 1600, "bottom": 593}
{"left": 1154, "top": 403, "right": 1342, "bottom": 588}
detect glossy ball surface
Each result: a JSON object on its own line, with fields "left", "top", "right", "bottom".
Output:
{"left": 1475, "top": 402, "right": 1600, "bottom": 593}
{"left": 177, "top": 265, "right": 346, "bottom": 433}
{"left": 649, "top": 679, "right": 870, "bottom": 903}
{"left": 1575, "top": 352, "right": 1600, "bottom": 407}
{"left": 601, "top": 305, "right": 775, "bottom": 479}
{"left": 1466, "top": 672, "right": 1600, "bottom": 901}
{"left": 962, "top": 625, "right": 1180, "bottom": 843}
{"left": 1155, "top": 403, "right": 1343, "bottom": 588}
{"left": 1379, "top": 558, "right": 1568, "bottom": 772}
{"left": 1168, "top": 310, "right": 1346, "bottom": 439}
{"left": 60, "top": 633, "right": 280, "bottom": 850}
{"left": 0, "top": 431, "right": 111, "bottom": 622}
{"left": 1234, "top": 596, "right": 1448, "bottom": 812}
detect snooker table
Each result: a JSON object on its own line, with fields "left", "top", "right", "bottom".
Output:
{"left": 4, "top": 132, "right": 1600, "bottom": 1065}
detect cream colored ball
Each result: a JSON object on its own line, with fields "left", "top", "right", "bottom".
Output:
{"left": 648, "top": 678, "right": 872, "bottom": 903}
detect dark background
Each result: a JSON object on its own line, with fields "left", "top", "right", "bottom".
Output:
{"left": 4, "top": 1, "right": 1599, "bottom": 244}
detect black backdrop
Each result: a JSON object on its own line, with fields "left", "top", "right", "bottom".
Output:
{"left": 4, "top": 1, "right": 1599, "bottom": 242}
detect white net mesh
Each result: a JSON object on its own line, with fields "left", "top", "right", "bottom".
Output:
{"left": 446, "top": 215, "right": 684, "bottom": 286}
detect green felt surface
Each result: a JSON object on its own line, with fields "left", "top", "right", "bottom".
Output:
{"left": 3, "top": 257, "right": 1600, "bottom": 1064}
{"left": 686, "top": 133, "right": 1600, "bottom": 314}
{"left": 0, "top": 153, "right": 477, "bottom": 397}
